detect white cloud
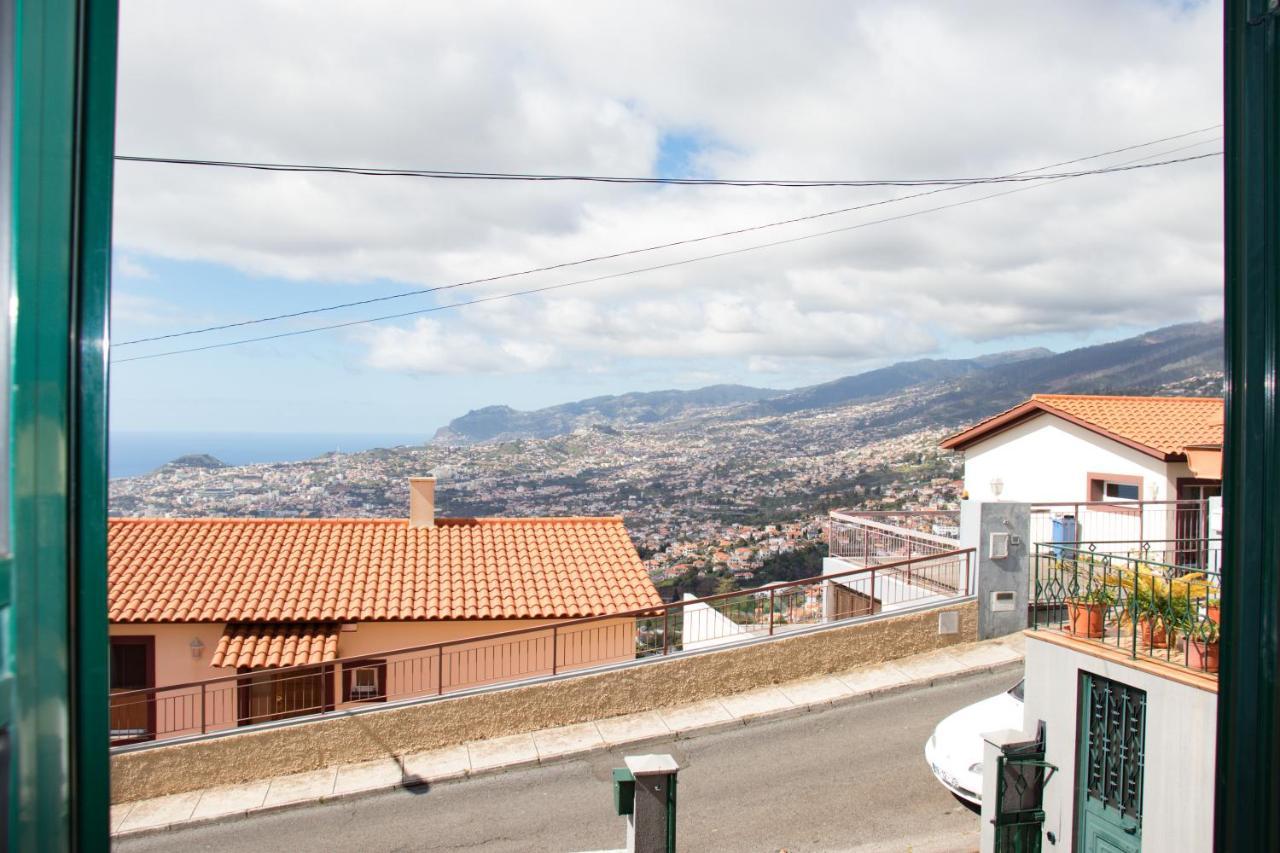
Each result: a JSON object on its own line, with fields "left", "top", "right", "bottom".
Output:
{"left": 114, "top": 254, "right": 154, "bottom": 280}
{"left": 114, "top": 0, "right": 1224, "bottom": 377}
{"left": 111, "top": 292, "right": 184, "bottom": 329}
{"left": 361, "top": 318, "right": 559, "bottom": 375}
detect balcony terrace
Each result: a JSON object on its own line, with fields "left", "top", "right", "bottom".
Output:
{"left": 826, "top": 509, "right": 962, "bottom": 566}
{"left": 1030, "top": 541, "right": 1221, "bottom": 687}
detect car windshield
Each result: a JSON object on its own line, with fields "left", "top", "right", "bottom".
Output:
{"left": 1007, "top": 679, "right": 1025, "bottom": 701}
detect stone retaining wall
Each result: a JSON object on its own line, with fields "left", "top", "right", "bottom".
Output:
{"left": 111, "top": 600, "right": 976, "bottom": 803}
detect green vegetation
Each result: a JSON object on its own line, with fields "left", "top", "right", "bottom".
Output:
{"left": 656, "top": 541, "right": 829, "bottom": 602}
{"left": 739, "top": 543, "right": 829, "bottom": 589}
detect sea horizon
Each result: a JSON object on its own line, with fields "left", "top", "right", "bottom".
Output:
{"left": 110, "top": 430, "right": 430, "bottom": 479}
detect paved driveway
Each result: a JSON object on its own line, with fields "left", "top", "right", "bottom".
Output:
{"left": 115, "top": 666, "right": 1018, "bottom": 853}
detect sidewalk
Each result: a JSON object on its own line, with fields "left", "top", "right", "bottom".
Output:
{"left": 112, "top": 632, "right": 1025, "bottom": 839}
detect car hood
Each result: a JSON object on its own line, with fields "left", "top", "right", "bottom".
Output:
{"left": 931, "top": 692, "right": 1025, "bottom": 768}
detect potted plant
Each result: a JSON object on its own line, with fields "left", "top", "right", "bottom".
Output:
{"left": 1205, "top": 595, "right": 1221, "bottom": 626}
{"left": 1185, "top": 617, "right": 1220, "bottom": 673}
{"left": 1131, "top": 576, "right": 1171, "bottom": 649}
{"left": 1066, "top": 585, "right": 1115, "bottom": 639}
{"left": 1136, "top": 578, "right": 1192, "bottom": 650}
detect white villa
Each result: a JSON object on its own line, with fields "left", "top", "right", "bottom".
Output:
{"left": 931, "top": 394, "right": 1225, "bottom": 853}
{"left": 941, "top": 394, "right": 1224, "bottom": 555}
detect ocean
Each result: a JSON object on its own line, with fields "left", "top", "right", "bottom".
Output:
{"left": 110, "top": 431, "right": 429, "bottom": 479}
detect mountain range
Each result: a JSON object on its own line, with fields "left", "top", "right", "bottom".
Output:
{"left": 114, "top": 319, "right": 1225, "bottom": 544}
{"left": 433, "top": 320, "right": 1224, "bottom": 444}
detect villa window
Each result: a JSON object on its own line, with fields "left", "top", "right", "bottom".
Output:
{"left": 1102, "top": 481, "right": 1140, "bottom": 500}
{"left": 1087, "top": 473, "right": 1142, "bottom": 503}
{"left": 342, "top": 659, "right": 387, "bottom": 703}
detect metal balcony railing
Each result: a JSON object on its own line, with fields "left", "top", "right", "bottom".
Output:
{"left": 1030, "top": 499, "right": 1216, "bottom": 565}
{"left": 108, "top": 547, "right": 975, "bottom": 749}
{"left": 827, "top": 510, "right": 961, "bottom": 566}
{"left": 1031, "top": 543, "right": 1222, "bottom": 678}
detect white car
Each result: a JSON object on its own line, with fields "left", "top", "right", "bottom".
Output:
{"left": 924, "top": 679, "right": 1025, "bottom": 806}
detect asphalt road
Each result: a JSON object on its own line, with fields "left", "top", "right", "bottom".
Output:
{"left": 115, "top": 666, "right": 1020, "bottom": 853}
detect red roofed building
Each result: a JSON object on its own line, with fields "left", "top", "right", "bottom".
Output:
{"left": 940, "top": 394, "right": 1223, "bottom": 549}
{"left": 941, "top": 394, "right": 1223, "bottom": 502}
{"left": 108, "top": 477, "right": 660, "bottom": 741}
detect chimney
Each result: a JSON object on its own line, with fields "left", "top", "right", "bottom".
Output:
{"left": 409, "top": 476, "right": 436, "bottom": 528}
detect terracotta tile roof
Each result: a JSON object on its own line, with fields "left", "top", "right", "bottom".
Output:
{"left": 940, "top": 394, "right": 1224, "bottom": 459}
{"left": 108, "top": 517, "right": 662, "bottom": 624}
{"left": 211, "top": 623, "right": 339, "bottom": 669}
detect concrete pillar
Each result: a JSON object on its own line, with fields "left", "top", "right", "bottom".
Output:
{"left": 625, "top": 754, "right": 679, "bottom": 853}
{"left": 975, "top": 502, "right": 1030, "bottom": 640}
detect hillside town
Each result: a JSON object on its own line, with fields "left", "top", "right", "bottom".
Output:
{"left": 109, "top": 390, "right": 966, "bottom": 592}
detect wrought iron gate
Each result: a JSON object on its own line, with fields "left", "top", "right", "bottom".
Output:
{"left": 993, "top": 725, "right": 1052, "bottom": 853}
{"left": 1076, "top": 672, "right": 1145, "bottom": 852}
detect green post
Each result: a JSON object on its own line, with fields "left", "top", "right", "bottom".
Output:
{"left": 8, "top": 0, "right": 117, "bottom": 849}
{"left": 1219, "top": 1, "right": 1280, "bottom": 850}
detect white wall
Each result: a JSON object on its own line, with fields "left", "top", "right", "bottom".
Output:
{"left": 822, "top": 556, "right": 954, "bottom": 612}
{"left": 961, "top": 414, "right": 1176, "bottom": 505}
{"left": 680, "top": 593, "right": 754, "bottom": 650}
{"left": 960, "top": 414, "right": 1195, "bottom": 545}
{"left": 1022, "top": 636, "right": 1216, "bottom": 853}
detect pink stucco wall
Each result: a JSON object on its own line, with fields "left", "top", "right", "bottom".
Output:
{"left": 109, "top": 617, "right": 638, "bottom": 741}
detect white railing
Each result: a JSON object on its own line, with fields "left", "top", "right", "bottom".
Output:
{"left": 1030, "top": 499, "right": 1218, "bottom": 570}
{"left": 827, "top": 510, "right": 961, "bottom": 566}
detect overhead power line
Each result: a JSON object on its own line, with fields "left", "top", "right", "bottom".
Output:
{"left": 115, "top": 125, "right": 1223, "bottom": 188}
{"left": 113, "top": 140, "right": 1221, "bottom": 365}
{"left": 116, "top": 125, "right": 1222, "bottom": 348}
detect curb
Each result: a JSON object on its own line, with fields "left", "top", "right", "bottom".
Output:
{"left": 113, "top": 655, "right": 1024, "bottom": 841}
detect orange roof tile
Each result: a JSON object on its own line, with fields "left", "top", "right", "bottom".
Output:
{"left": 108, "top": 516, "right": 663, "bottom": 624}
{"left": 212, "top": 623, "right": 339, "bottom": 669}
{"left": 939, "top": 394, "right": 1224, "bottom": 459}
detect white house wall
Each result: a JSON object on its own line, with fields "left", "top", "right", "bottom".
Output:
{"left": 961, "top": 414, "right": 1176, "bottom": 505}
{"left": 959, "top": 415, "right": 1198, "bottom": 547}
{"left": 1022, "top": 636, "right": 1216, "bottom": 853}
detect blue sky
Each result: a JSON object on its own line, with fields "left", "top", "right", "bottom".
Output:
{"left": 110, "top": 1, "right": 1224, "bottom": 436}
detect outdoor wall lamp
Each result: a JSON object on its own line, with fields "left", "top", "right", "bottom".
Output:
{"left": 189, "top": 637, "right": 205, "bottom": 659}
{"left": 990, "top": 478, "right": 1004, "bottom": 498}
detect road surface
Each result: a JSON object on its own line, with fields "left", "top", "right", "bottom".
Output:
{"left": 116, "top": 665, "right": 1020, "bottom": 853}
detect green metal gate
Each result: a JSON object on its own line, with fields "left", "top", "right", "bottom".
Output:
{"left": 993, "top": 726, "right": 1052, "bottom": 853}
{"left": 1076, "top": 673, "right": 1145, "bottom": 853}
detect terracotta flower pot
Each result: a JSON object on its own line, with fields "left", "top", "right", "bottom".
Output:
{"left": 1139, "top": 617, "right": 1170, "bottom": 649}
{"left": 1206, "top": 605, "right": 1220, "bottom": 625}
{"left": 1066, "top": 600, "right": 1107, "bottom": 639}
{"left": 1187, "top": 638, "right": 1220, "bottom": 673}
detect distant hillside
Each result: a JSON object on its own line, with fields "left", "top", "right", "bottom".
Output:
{"left": 433, "top": 384, "right": 779, "bottom": 443}
{"left": 757, "top": 319, "right": 1223, "bottom": 428}
{"left": 433, "top": 321, "right": 1222, "bottom": 444}
{"left": 754, "top": 358, "right": 989, "bottom": 416}
{"left": 166, "top": 453, "right": 228, "bottom": 469}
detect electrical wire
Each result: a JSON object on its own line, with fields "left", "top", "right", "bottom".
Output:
{"left": 116, "top": 125, "right": 1222, "bottom": 348}
{"left": 113, "top": 140, "right": 1221, "bottom": 365}
{"left": 115, "top": 125, "right": 1223, "bottom": 188}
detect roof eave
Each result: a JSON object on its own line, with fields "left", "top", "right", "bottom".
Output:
{"left": 939, "top": 401, "right": 1171, "bottom": 461}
